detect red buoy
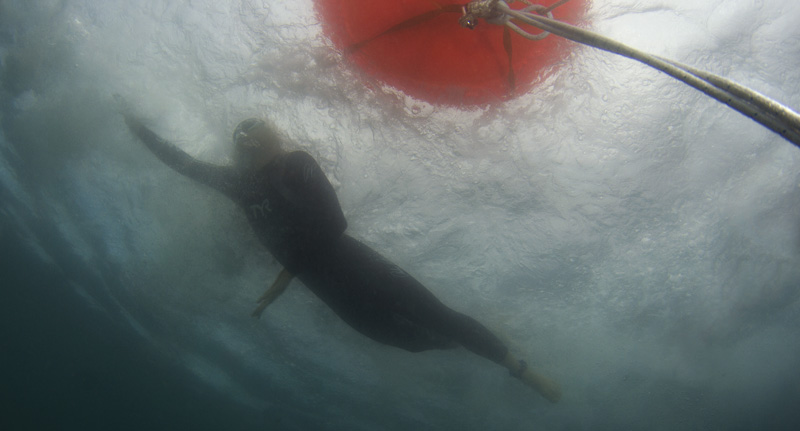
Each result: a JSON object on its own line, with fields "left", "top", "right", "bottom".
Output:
{"left": 315, "top": 0, "right": 587, "bottom": 106}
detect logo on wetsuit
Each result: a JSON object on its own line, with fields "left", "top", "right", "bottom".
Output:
{"left": 250, "top": 198, "right": 272, "bottom": 218}
{"left": 249, "top": 159, "right": 313, "bottom": 219}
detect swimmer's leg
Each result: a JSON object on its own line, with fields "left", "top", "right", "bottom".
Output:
{"left": 251, "top": 268, "right": 293, "bottom": 319}
{"left": 430, "top": 309, "right": 561, "bottom": 403}
{"left": 501, "top": 352, "right": 562, "bottom": 403}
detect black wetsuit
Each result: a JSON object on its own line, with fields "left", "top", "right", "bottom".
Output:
{"left": 130, "top": 121, "right": 508, "bottom": 363}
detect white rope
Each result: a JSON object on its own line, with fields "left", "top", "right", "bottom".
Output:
{"left": 460, "top": 0, "right": 800, "bottom": 149}
{"left": 506, "top": 4, "right": 552, "bottom": 40}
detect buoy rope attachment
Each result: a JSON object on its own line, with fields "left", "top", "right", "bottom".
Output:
{"left": 460, "top": 0, "right": 556, "bottom": 40}
{"left": 458, "top": 0, "right": 800, "bottom": 149}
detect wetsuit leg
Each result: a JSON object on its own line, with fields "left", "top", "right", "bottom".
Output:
{"left": 298, "top": 235, "right": 562, "bottom": 402}
{"left": 296, "top": 239, "right": 457, "bottom": 352}
{"left": 298, "top": 235, "right": 509, "bottom": 362}
{"left": 384, "top": 278, "right": 509, "bottom": 363}
{"left": 418, "top": 306, "right": 509, "bottom": 364}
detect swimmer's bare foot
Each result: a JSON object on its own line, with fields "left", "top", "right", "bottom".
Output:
{"left": 502, "top": 353, "right": 562, "bottom": 403}
{"left": 521, "top": 369, "right": 562, "bottom": 403}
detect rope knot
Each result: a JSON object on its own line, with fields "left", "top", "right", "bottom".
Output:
{"left": 460, "top": 0, "right": 505, "bottom": 29}
{"left": 459, "top": 1, "right": 556, "bottom": 41}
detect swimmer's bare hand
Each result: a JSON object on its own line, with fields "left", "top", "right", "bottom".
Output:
{"left": 252, "top": 268, "right": 293, "bottom": 319}
{"left": 113, "top": 94, "right": 146, "bottom": 133}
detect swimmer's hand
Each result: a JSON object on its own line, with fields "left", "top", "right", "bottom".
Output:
{"left": 113, "top": 93, "right": 134, "bottom": 118}
{"left": 113, "top": 94, "right": 147, "bottom": 134}
{"left": 252, "top": 268, "right": 293, "bottom": 319}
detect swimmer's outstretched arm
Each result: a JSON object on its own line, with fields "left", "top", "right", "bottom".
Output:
{"left": 251, "top": 268, "right": 293, "bottom": 319}
{"left": 122, "top": 112, "right": 239, "bottom": 196}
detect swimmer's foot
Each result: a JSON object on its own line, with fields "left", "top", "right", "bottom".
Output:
{"left": 520, "top": 368, "right": 562, "bottom": 403}
{"left": 502, "top": 353, "right": 562, "bottom": 403}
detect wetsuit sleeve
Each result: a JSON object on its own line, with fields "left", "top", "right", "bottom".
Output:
{"left": 280, "top": 151, "right": 347, "bottom": 240}
{"left": 125, "top": 115, "right": 239, "bottom": 197}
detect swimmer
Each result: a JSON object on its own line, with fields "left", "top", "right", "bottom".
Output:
{"left": 122, "top": 112, "right": 561, "bottom": 403}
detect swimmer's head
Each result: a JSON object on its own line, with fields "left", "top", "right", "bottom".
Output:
{"left": 233, "top": 118, "right": 283, "bottom": 170}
